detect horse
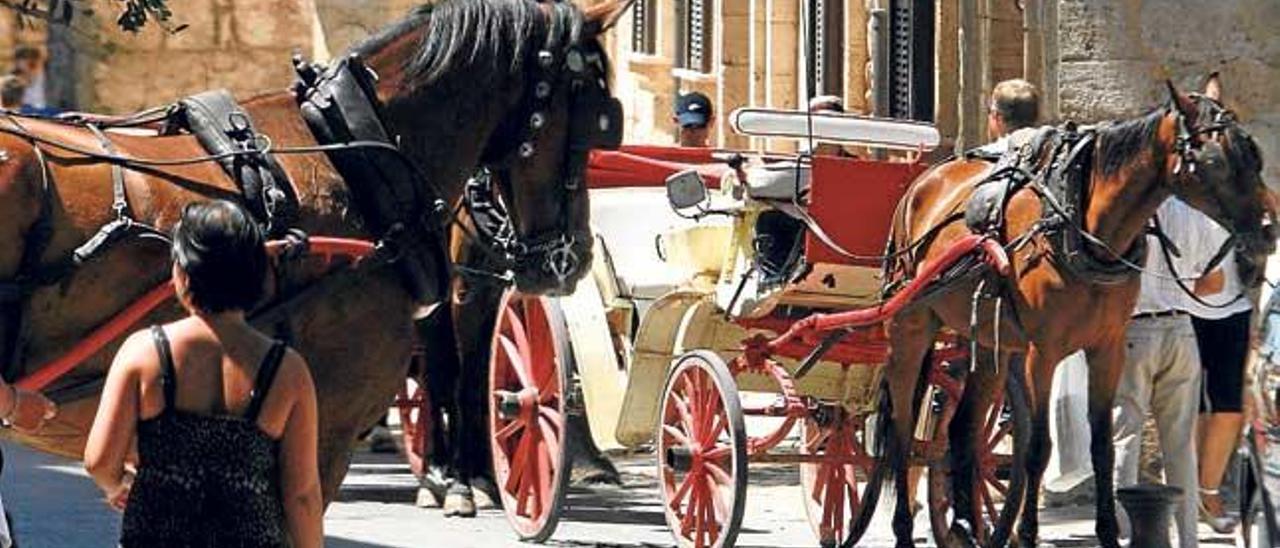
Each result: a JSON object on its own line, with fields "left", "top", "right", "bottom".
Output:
{"left": 400, "top": 132, "right": 621, "bottom": 513}
{"left": 0, "top": 0, "right": 629, "bottom": 504}
{"left": 878, "top": 74, "right": 1275, "bottom": 547}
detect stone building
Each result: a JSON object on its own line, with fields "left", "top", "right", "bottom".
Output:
{"left": 605, "top": 0, "right": 1279, "bottom": 186}
{"left": 2, "top": 0, "right": 1277, "bottom": 184}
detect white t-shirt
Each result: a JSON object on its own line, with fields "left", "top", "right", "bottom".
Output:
{"left": 1133, "top": 197, "right": 1235, "bottom": 315}
{"left": 21, "top": 71, "right": 46, "bottom": 109}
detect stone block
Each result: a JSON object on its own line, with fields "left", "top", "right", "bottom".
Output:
{"left": 1056, "top": 0, "right": 1147, "bottom": 62}
{"left": 1057, "top": 59, "right": 1161, "bottom": 121}
{"left": 230, "top": 0, "right": 312, "bottom": 49}
{"left": 160, "top": 0, "right": 219, "bottom": 51}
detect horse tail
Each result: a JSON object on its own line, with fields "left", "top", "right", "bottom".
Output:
{"left": 872, "top": 345, "right": 934, "bottom": 497}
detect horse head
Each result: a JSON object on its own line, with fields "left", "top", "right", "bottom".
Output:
{"left": 1163, "top": 74, "right": 1276, "bottom": 288}
{"left": 355, "top": 0, "right": 628, "bottom": 296}
{"left": 480, "top": 1, "right": 628, "bottom": 295}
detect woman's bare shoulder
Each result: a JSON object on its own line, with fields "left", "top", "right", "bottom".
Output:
{"left": 274, "top": 347, "right": 315, "bottom": 400}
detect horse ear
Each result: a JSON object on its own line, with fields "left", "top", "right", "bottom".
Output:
{"left": 1203, "top": 71, "right": 1222, "bottom": 102}
{"left": 583, "top": 0, "right": 635, "bottom": 36}
{"left": 1165, "top": 79, "right": 1197, "bottom": 118}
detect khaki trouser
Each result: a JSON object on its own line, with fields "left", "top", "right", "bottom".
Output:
{"left": 1114, "top": 315, "right": 1202, "bottom": 548}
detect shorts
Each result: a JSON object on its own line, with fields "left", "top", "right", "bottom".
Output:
{"left": 1192, "top": 309, "right": 1251, "bottom": 413}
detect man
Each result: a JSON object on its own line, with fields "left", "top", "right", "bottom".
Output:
{"left": 10, "top": 45, "right": 46, "bottom": 112}
{"left": 1115, "top": 197, "right": 1228, "bottom": 548}
{"left": 673, "top": 91, "right": 712, "bottom": 147}
{"left": 976, "top": 78, "right": 1040, "bottom": 156}
{"left": 0, "top": 75, "right": 24, "bottom": 111}
{"left": 1185, "top": 242, "right": 1252, "bottom": 534}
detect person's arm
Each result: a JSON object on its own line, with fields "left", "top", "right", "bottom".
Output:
{"left": 84, "top": 331, "right": 146, "bottom": 509}
{"left": 279, "top": 353, "right": 323, "bottom": 548}
{"left": 0, "top": 378, "right": 57, "bottom": 434}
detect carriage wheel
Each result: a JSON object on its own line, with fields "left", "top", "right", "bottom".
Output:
{"left": 928, "top": 367, "right": 1030, "bottom": 548}
{"left": 397, "top": 362, "right": 431, "bottom": 477}
{"left": 798, "top": 410, "right": 882, "bottom": 547}
{"left": 489, "top": 290, "right": 573, "bottom": 542}
{"left": 658, "top": 351, "right": 748, "bottom": 548}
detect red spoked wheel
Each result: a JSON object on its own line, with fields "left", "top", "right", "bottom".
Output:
{"left": 489, "top": 290, "right": 573, "bottom": 542}
{"left": 928, "top": 367, "right": 1029, "bottom": 548}
{"left": 798, "top": 409, "right": 882, "bottom": 547}
{"left": 658, "top": 351, "right": 747, "bottom": 548}
{"left": 396, "top": 347, "right": 431, "bottom": 477}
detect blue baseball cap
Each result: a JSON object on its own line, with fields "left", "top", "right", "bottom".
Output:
{"left": 674, "top": 92, "right": 713, "bottom": 128}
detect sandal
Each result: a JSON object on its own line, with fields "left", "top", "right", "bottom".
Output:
{"left": 1198, "top": 488, "right": 1238, "bottom": 534}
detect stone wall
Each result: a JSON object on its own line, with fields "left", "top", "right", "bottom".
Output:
{"left": 1051, "top": 0, "right": 1280, "bottom": 187}
{"left": 88, "top": 0, "right": 317, "bottom": 113}
{"left": 4, "top": 1, "right": 423, "bottom": 114}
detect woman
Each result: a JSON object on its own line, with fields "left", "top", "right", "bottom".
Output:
{"left": 85, "top": 200, "right": 322, "bottom": 547}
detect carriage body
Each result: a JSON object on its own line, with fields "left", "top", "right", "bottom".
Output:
{"left": 488, "top": 111, "right": 1024, "bottom": 547}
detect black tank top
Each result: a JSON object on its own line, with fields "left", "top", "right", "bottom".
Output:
{"left": 120, "top": 325, "right": 289, "bottom": 548}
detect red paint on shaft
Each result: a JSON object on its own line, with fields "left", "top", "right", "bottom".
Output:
{"left": 18, "top": 281, "right": 174, "bottom": 392}
{"left": 766, "top": 234, "right": 992, "bottom": 354}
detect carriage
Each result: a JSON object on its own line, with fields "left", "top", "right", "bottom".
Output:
{"left": 483, "top": 109, "right": 1029, "bottom": 548}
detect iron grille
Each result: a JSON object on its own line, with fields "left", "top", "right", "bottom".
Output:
{"left": 631, "top": 0, "right": 656, "bottom": 55}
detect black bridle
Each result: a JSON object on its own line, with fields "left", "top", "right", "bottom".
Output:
{"left": 470, "top": 4, "right": 623, "bottom": 288}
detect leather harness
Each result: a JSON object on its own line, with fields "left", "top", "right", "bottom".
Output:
{"left": 964, "top": 123, "right": 1147, "bottom": 285}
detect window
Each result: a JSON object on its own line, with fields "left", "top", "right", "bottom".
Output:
{"left": 676, "top": 0, "right": 714, "bottom": 74}
{"left": 631, "top": 0, "right": 657, "bottom": 55}
{"left": 806, "top": 0, "right": 845, "bottom": 98}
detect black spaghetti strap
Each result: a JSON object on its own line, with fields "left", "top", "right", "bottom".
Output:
{"left": 149, "top": 325, "right": 176, "bottom": 412}
{"left": 244, "top": 341, "right": 287, "bottom": 422}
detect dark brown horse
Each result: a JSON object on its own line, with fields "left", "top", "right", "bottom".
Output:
{"left": 0, "top": 0, "right": 626, "bottom": 503}
{"left": 880, "top": 75, "right": 1275, "bottom": 547}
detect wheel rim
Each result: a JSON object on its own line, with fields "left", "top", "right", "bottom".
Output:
{"left": 490, "top": 292, "right": 568, "bottom": 539}
{"left": 658, "top": 356, "right": 742, "bottom": 548}
{"left": 972, "top": 391, "right": 1014, "bottom": 542}
{"left": 799, "top": 411, "right": 879, "bottom": 546}
{"left": 928, "top": 372, "right": 1026, "bottom": 548}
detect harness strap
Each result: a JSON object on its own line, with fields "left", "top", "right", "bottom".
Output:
{"left": 83, "top": 123, "right": 131, "bottom": 219}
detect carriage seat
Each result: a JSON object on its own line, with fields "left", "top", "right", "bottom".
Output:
{"left": 590, "top": 187, "right": 714, "bottom": 300}
{"left": 744, "top": 162, "right": 811, "bottom": 203}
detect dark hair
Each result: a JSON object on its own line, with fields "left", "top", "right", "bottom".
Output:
{"left": 0, "top": 76, "right": 24, "bottom": 108}
{"left": 172, "top": 200, "right": 267, "bottom": 314}
{"left": 990, "top": 79, "right": 1039, "bottom": 131}
{"left": 13, "top": 45, "right": 42, "bottom": 62}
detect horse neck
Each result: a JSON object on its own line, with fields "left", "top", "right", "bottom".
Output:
{"left": 360, "top": 30, "right": 520, "bottom": 206}
{"left": 1082, "top": 117, "right": 1178, "bottom": 256}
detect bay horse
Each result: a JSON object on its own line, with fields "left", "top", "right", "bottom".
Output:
{"left": 879, "top": 75, "right": 1275, "bottom": 547}
{"left": 0, "top": 0, "right": 627, "bottom": 504}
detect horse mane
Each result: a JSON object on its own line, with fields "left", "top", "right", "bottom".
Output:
{"left": 350, "top": 0, "right": 589, "bottom": 89}
{"left": 1095, "top": 106, "right": 1167, "bottom": 177}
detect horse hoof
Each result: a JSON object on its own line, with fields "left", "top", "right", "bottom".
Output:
{"left": 415, "top": 486, "right": 442, "bottom": 509}
{"left": 571, "top": 455, "right": 621, "bottom": 486}
{"left": 442, "top": 485, "right": 477, "bottom": 518}
{"left": 469, "top": 476, "right": 501, "bottom": 510}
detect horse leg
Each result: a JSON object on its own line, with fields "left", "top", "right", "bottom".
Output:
{"left": 413, "top": 308, "right": 460, "bottom": 506}
{"left": 1016, "top": 345, "right": 1060, "bottom": 547}
{"left": 885, "top": 310, "right": 940, "bottom": 547}
{"left": 947, "top": 347, "right": 1000, "bottom": 544}
{"left": 1085, "top": 342, "right": 1125, "bottom": 548}
{"left": 443, "top": 282, "right": 504, "bottom": 516}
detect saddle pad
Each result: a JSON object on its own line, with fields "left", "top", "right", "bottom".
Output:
{"left": 169, "top": 90, "right": 297, "bottom": 235}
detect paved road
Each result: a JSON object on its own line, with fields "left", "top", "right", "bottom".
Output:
{"left": 0, "top": 441, "right": 1243, "bottom": 547}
